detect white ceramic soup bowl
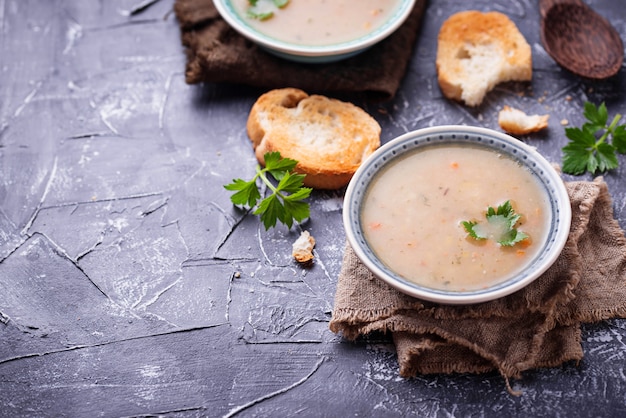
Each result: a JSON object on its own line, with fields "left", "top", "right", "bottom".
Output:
{"left": 343, "top": 125, "right": 572, "bottom": 305}
{"left": 213, "top": 0, "right": 416, "bottom": 63}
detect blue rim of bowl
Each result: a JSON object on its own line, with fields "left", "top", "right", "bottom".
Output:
{"left": 343, "top": 125, "right": 572, "bottom": 305}
{"left": 213, "top": 0, "right": 416, "bottom": 58}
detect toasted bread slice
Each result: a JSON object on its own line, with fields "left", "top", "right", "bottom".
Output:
{"left": 436, "top": 11, "right": 532, "bottom": 107}
{"left": 498, "top": 105, "right": 549, "bottom": 135}
{"left": 247, "top": 88, "right": 381, "bottom": 190}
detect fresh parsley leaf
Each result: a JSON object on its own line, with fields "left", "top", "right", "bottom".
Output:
{"left": 499, "top": 228, "right": 529, "bottom": 247}
{"left": 613, "top": 125, "right": 626, "bottom": 153}
{"left": 584, "top": 101, "right": 608, "bottom": 127}
{"left": 276, "top": 171, "right": 307, "bottom": 193}
{"left": 265, "top": 151, "right": 298, "bottom": 180}
{"left": 223, "top": 178, "right": 261, "bottom": 207}
{"left": 254, "top": 194, "right": 283, "bottom": 229}
{"left": 224, "top": 151, "right": 311, "bottom": 230}
{"left": 562, "top": 101, "right": 626, "bottom": 175}
{"left": 282, "top": 198, "right": 310, "bottom": 222}
{"left": 246, "top": 0, "right": 289, "bottom": 20}
{"left": 247, "top": 10, "right": 273, "bottom": 20}
{"left": 462, "top": 201, "right": 529, "bottom": 247}
{"left": 461, "top": 220, "right": 485, "bottom": 240}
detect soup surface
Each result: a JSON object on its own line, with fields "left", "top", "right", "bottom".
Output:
{"left": 361, "top": 144, "right": 550, "bottom": 292}
{"left": 232, "top": 0, "right": 402, "bottom": 46}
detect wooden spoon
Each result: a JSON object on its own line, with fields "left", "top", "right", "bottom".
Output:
{"left": 539, "top": 0, "right": 624, "bottom": 79}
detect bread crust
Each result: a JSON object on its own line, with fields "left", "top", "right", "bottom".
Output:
{"left": 247, "top": 88, "right": 381, "bottom": 189}
{"left": 436, "top": 11, "right": 532, "bottom": 106}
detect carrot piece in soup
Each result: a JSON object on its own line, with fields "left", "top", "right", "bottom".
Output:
{"left": 369, "top": 222, "right": 382, "bottom": 230}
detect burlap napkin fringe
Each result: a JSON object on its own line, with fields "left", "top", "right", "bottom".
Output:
{"left": 398, "top": 320, "right": 521, "bottom": 374}
{"left": 392, "top": 329, "right": 527, "bottom": 395}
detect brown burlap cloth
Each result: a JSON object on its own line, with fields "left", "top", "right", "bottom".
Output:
{"left": 173, "top": 0, "right": 427, "bottom": 101}
{"left": 329, "top": 178, "right": 626, "bottom": 394}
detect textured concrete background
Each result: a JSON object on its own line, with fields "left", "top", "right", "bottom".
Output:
{"left": 1, "top": 0, "right": 625, "bottom": 416}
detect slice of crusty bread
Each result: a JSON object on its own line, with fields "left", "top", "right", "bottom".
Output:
{"left": 247, "top": 88, "right": 381, "bottom": 190}
{"left": 436, "top": 11, "right": 532, "bottom": 107}
{"left": 498, "top": 105, "right": 549, "bottom": 135}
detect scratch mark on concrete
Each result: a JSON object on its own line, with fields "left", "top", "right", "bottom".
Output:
{"left": 158, "top": 71, "right": 178, "bottom": 135}
{"left": 298, "top": 253, "right": 333, "bottom": 313}
{"left": 0, "top": 235, "right": 27, "bottom": 265}
{"left": 21, "top": 156, "right": 58, "bottom": 237}
{"left": 226, "top": 271, "right": 235, "bottom": 323}
{"left": 86, "top": 18, "right": 163, "bottom": 32}
{"left": 139, "top": 196, "right": 169, "bottom": 217}
{"left": 223, "top": 356, "right": 326, "bottom": 418}
{"left": 257, "top": 225, "right": 273, "bottom": 265}
{"left": 14, "top": 81, "right": 42, "bottom": 119}
{"left": 120, "top": 405, "right": 207, "bottom": 418}
{"left": 66, "top": 131, "right": 115, "bottom": 140}
{"left": 140, "top": 276, "right": 182, "bottom": 311}
{"left": 33, "top": 231, "right": 112, "bottom": 301}
{"left": 40, "top": 191, "right": 165, "bottom": 210}
{"left": 62, "top": 16, "right": 82, "bottom": 55}
{"left": 181, "top": 258, "right": 234, "bottom": 268}
{"left": 120, "top": 0, "right": 163, "bottom": 17}
{"left": 75, "top": 235, "right": 104, "bottom": 261}
{"left": 0, "top": 323, "right": 229, "bottom": 366}
{"left": 213, "top": 208, "right": 251, "bottom": 258}
{"left": 244, "top": 339, "right": 323, "bottom": 345}
{"left": 1, "top": 80, "right": 43, "bottom": 138}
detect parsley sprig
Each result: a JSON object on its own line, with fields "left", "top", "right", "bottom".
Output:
{"left": 224, "top": 151, "right": 311, "bottom": 230}
{"left": 562, "top": 102, "right": 626, "bottom": 175}
{"left": 246, "top": 0, "right": 289, "bottom": 21}
{"left": 462, "top": 201, "right": 528, "bottom": 247}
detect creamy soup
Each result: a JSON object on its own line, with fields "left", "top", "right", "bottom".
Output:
{"left": 361, "top": 144, "right": 550, "bottom": 292}
{"left": 232, "top": 0, "right": 403, "bottom": 46}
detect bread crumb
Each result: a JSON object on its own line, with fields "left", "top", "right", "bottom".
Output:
{"left": 560, "top": 119, "right": 569, "bottom": 126}
{"left": 292, "top": 230, "right": 316, "bottom": 264}
{"left": 498, "top": 106, "right": 549, "bottom": 135}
